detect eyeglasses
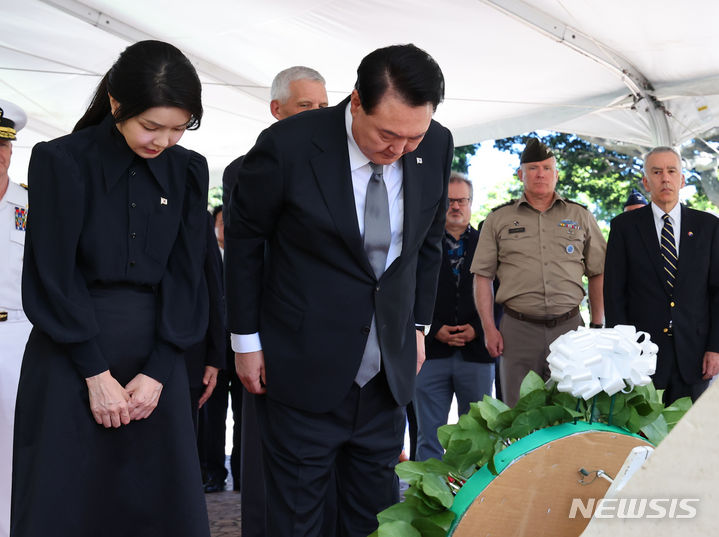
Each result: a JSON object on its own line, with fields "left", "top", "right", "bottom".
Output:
{"left": 448, "top": 197, "right": 471, "bottom": 206}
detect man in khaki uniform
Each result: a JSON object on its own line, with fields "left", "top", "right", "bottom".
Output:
{"left": 471, "top": 138, "right": 606, "bottom": 406}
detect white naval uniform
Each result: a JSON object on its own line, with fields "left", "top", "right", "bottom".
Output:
{"left": 0, "top": 179, "right": 32, "bottom": 537}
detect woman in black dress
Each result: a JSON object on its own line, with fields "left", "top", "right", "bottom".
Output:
{"left": 12, "top": 41, "right": 211, "bottom": 537}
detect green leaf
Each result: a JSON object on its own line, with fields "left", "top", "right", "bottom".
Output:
{"left": 436, "top": 423, "right": 454, "bottom": 450}
{"left": 403, "top": 491, "right": 441, "bottom": 517}
{"left": 626, "top": 406, "right": 642, "bottom": 432}
{"left": 475, "top": 396, "right": 511, "bottom": 429}
{"left": 501, "top": 407, "right": 551, "bottom": 439}
{"left": 640, "top": 413, "right": 668, "bottom": 445}
{"left": 441, "top": 428, "right": 494, "bottom": 475}
{"left": 411, "top": 518, "right": 453, "bottom": 537}
{"left": 519, "top": 370, "right": 546, "bottom": 398}
{"left": 395, "top": 461, "right": 430, "bottom": 487}
{"left": 606, "top": 405, "right": 631, "bottom": 428}
{"left": 426, "top": 510, "right": 456, "bottom": 530}
{"left": 404, "top": 487, "right": 444, "bottom": 514}
{"left": 539, "top": 405, "right": 572, "bottom": 425}
{"left": 515, "top": 389, "right": 549, "bottom": 412}
{"left": 490, "top": 408, "right": 518, "bottom": 431}
{"left": 457, "top": 413, "right": 482, "bottom": 431}
{"left": 593, "top": 391, "right": 614, "bottom": 415}
{"left": 551, "top": 390, "right": 581, "bottom": 410}
{"left": 632, "top": 403, "right": 662, "bottom": 429}
{"left": 376, "top": 520, "right": 422, "bottom": 537}
{"left": 419, "top": 458, "right": 456, "bottom": 476}
{"left": 662, "top": 397, "right": 691, "bottom": 430}
{"left": 420, "top": 473, "right": 455, "bottom": 509}
{"left": 377, "top": 501, "right": 422, "bottom": 524}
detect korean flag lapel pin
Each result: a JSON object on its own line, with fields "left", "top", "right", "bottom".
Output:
{"left": 160, "top": 197, "right": 168, "bottom": 205}
{"left": 416, "top": 157, "right": 423, "bottom": 165}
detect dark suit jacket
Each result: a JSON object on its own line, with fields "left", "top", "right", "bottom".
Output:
{"left": 426, "top": 225, "right": 494, "bottom": 363}
{"left": 604, "top": 203, "right": 719, "bottom": 386}
{"left": 222, "top": 155, "right": 244, "bottom": 226}
{"left": 225, "top": 96, "right": 453, "bottom": 412}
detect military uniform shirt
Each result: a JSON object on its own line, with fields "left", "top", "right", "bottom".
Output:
{"left": 0, "top": 180, "right": 27, "bottom": 312}
{"left": 471, "top": 192, "right": 606, "bottom": 316}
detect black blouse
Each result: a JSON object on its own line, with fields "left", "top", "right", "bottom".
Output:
{"left": 22, "top": 114, "right": 209, "bottom": 383}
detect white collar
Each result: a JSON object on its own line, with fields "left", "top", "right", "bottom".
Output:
{"left": 650, "top": 200, "right": 681, "bottom": 223}
{"left": 2, "top": 180, "right": 27, "bottom": 206}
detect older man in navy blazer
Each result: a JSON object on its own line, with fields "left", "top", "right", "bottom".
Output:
{"left": 225, "top": 44, "right": 452, "bottom": 536}
{"left": 604, "top": 146, "right": 719, "bottom": 404}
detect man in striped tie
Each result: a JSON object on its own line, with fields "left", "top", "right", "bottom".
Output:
{"left": 604, "top": 146, "right": 719, "bottom": 404}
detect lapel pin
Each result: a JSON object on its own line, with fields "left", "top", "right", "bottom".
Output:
{"left": 160, "top": 197, "right": 168, "bottom": 205}
{"left": 416, "top": 157, "right": 423, "bottom": 164}
{"left": 688, "top": 231, "right": 694, "bottom": 237}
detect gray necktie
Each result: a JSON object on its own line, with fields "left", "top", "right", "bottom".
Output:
{"left": 355, "top": 162, "right": 390, "bottom": 387}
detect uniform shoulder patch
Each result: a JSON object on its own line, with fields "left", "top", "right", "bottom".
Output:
{"left": 490, "top": 199, "right": 516, "bottom": 212}
{"left": 565, "top": 199, "right": 588, "bottom": 210}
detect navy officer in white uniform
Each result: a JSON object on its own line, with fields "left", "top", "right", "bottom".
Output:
{"left": 0, "top": 98, "right": 30, "bottom": 537}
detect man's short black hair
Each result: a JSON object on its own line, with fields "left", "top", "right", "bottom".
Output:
{"left": 354, "top": 44, "right": 445, "bottom": 114}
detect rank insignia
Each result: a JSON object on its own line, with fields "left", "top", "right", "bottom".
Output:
{"left": 15, "top": 206, "right": 27, "bottom": 231}
{"left": 558, "top": 219, "right": 581, "bottom": 230}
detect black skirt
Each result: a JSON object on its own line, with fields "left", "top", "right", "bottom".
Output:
{"left": 11, "top": 287, "right": 210, "bottom": 537}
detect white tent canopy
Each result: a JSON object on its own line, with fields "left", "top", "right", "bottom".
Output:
{"left": 4, "top": 0, "right": 719, "bottom": 186}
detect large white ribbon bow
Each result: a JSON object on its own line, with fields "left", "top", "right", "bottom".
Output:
{"left": 547, "top": 325, "right": 657, "bottom": 400}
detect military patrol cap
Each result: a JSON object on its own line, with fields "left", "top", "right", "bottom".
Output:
{"left": 520, "top": 138, "right": 554, "bottom": 163}
{"left": 0, "top": 99, "right": 27, "bottom": 141}
{"left": 623, "top": 188, "right": 648, "bottom": 208}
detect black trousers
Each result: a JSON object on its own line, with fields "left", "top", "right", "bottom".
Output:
{"left": 240, "top": 389, "right": 265, "bottom": 536}
{"left": 256, "top": 371, "right": 403, "bottom": 537}
{"left": 201, "top": 343, "right": 243, "bottom": 487}
{"left": 655, "top": 335, "right": 710, "bottom": 405}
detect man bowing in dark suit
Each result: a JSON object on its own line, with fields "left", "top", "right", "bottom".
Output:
{"left": 604, "top": 146, "right": 719, "bottom": 404}
{"left": 225, "top": 44, "right": 452, "bottom": 537}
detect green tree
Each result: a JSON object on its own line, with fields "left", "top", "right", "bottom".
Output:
{"left": 470, "top": 173, "right": 522, "bottom": 226}
{"left": 208, "top": 185, "right": 223, "bottom": 211}
{"left": 453, "top": 144, "right": 480, "bottom": 173}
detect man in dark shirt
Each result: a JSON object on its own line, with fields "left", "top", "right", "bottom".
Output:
{"left": 415, "top": 172, "right": 494, "bottom": 461}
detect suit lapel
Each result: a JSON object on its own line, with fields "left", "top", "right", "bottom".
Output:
{"left": 638, "top": 204, "right": 672, "bottom": 296}
{"left": 310, "top": 98, "right": 375, "bottom": 278}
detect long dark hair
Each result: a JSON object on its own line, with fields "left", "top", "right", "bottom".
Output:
{"left": 74, "top": 40, "right": 203, "bottom": 132}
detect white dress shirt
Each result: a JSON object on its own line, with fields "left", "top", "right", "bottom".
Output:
{"left": 231, "top": 104, "right": 405, "bottom": 354}
{"left": 650, "top": 201, "right": 682, "bottom": 256}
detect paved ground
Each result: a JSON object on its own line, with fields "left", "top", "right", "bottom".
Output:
{"left": 204, "top": 458, "right": 242, "bottom": 536}
{"left": 206, "top": 490, "right": 242, "bottom": 537}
